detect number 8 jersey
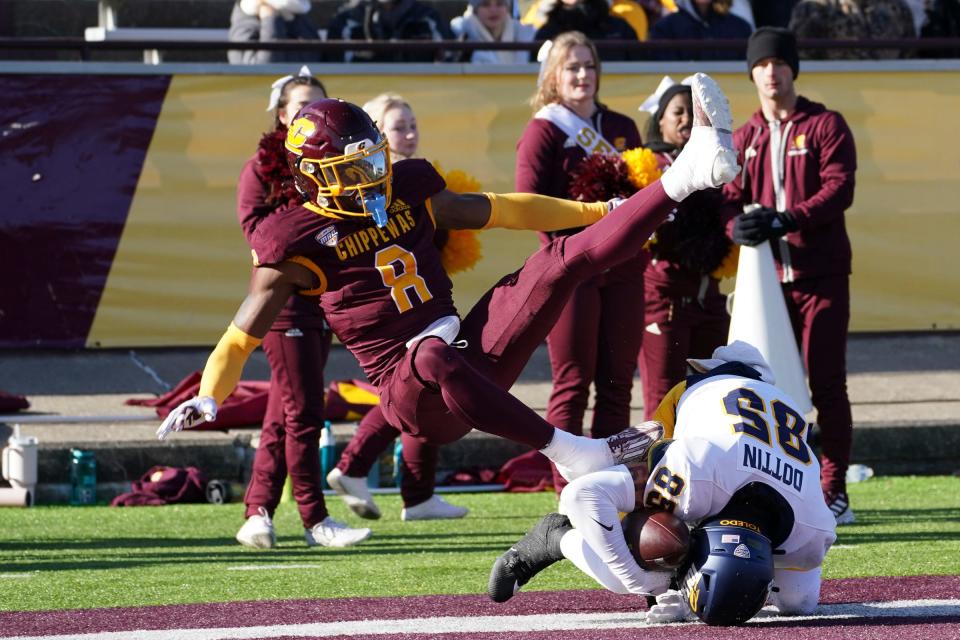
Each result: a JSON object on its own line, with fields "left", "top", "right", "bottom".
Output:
{"left": 249, "top": 159, "right": 457, "bottom": 388}
{"left": 645, "top": 374, "right": 837, "bottom": 570}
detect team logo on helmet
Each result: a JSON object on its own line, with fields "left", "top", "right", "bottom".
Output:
{"left": 284, "top": 99, "right": 394, "bottom": 228}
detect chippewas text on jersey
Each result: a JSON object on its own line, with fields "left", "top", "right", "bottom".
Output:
{"left": 333, "top": 205, "right": 417, "bottom": 261}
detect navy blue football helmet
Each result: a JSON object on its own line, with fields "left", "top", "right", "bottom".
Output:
{"left": 678, "top": 517, "right": 774, "bottom": 626}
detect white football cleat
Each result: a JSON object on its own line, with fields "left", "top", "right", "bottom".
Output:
{"left": 326, "top": 467, "right": 381, "bottom": 520}
{"left": 401, "top": 495, "right": 469, "bottom": 521}
{"left": 236, "top": 507, "right": 276, "bottom": 550}
{"left": 660, "top": 72, "right": 739, "bottom": 202}
{"left": 304, "top": 516, "right": 372, "bottom": 548}
{"left": 827, "top": 491, "right": 856, "bottom": 525}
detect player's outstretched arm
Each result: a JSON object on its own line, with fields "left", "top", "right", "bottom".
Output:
{"left": 156, "top": 262, "right": 308, "bottom": 440}
{"left": 429, "top": 189, "right": 611, "bottom": 232}
{"left": 559, "top": 468, "right": 672, "bottom": 596}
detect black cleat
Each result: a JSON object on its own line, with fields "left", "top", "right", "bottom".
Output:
{"left": 488, "top": 513, "right": 571, "bottom": 603}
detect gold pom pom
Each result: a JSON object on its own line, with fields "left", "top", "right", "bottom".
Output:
{"left": 432, "top": 161, "right": 483, "bottom": 274}
{"left": 621, "top": 147, "right": 662, "bottom": 190}
{"left": 710, "top": 245, "right": 739, "bottom": 280}
{"left": 441, "top": 229, "right": 483, "bottom": 274}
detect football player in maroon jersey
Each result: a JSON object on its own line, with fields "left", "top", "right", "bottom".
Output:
{"left": 157, "top": 73, "right": 739, "bottom": 488}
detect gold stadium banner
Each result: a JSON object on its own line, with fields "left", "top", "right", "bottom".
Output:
{"left": 69, "top": 67, "right": 960, "bottom": 345}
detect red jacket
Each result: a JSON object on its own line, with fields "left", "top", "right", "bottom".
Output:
{"left": 723, "top": 96, "right": 857, "bottom": 282}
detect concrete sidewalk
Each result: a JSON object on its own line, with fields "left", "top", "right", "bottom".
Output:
{"left": 1, "top": 332, "right": 958, "bottom": 502}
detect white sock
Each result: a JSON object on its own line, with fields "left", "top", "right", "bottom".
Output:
{"left": 540, "top": 429, "right": 614, "bottom": 480}
{"left": 660, "top": 126, "right": 738, "bottom": 203}
{"left": 560, "top": 529, "right": 632, "bottom": 594}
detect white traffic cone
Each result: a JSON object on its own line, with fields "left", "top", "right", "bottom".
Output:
{"left": 728, "top": 240, "right": 813, "bottom": 413}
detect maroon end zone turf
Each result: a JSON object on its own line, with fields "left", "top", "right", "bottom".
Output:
{"left": 0, "top": 575, "right": 957, "bottom": 639}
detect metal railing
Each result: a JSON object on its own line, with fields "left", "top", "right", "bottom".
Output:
{"left": 1, "top": 37, "right": 959, "bottom": 61}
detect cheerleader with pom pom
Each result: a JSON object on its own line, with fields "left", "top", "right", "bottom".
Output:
{"left": 516, "top": 32, "right": 648, "bottom": 495}
{"left": 636, "top": 77, "right": 739, "bottom": 420}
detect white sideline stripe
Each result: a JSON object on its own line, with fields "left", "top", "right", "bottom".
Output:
{"left": 226, "top": 564, "right": 325, "bottom": 571}
{"left": 0, "top": 573, "right": 36, "bottom": 579}
{"left": 5, "top": 599, "right": 960, "bottom": 640}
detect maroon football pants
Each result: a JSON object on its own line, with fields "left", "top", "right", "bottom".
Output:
{"left": 335, "top": 404, "right": 438, "bottom": 508}
{"left": 783, "top": 275, "right": 853, "bottom": 496}
{"left": 380, "top": 181, "right": 676, "bottom": 450}
{"left": 639, "top": 280, "right": 729, "bottom": 419}
{"left": 244, "top": 327, "right": 331, "bottom": 528}
{"left": 545, "top": 260, "right": 646, "bottom": 493}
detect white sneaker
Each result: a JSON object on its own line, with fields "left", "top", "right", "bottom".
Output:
{"left": 304, "top": 516, "right": 372, "bottom": 548}
{"left": 326, "top": 467, "right": 381, "bottom": 520}
{"left": 236, "top": 507, "right": 276, "bottom": 549}
{"left": 401, "top": 495, "right": 469, "bottom": 521}
{"left": 660, "top": 72, "right": 739, "bottom": 202}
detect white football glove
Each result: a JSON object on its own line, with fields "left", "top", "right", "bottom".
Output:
{"left": 646, "top": 589, "right": 692, "bottom": 624}
{"left": 156, "top": 396, "right": 217, "bottom": 441}
{"left": 607, "top": 197, "right": 627, "bottom": 213}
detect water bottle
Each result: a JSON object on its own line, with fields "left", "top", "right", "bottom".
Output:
{"left": 846, "top": 464, "right": 874, "bottom": 484}
{"left": 367, "top": 455, "right": 380, "bottom": 489}
{"left": 319, "top": 421, "right": 336, "bottom": 490}
{"left": 69, "top": 449, "right": 97, "bottom": 505}
{"left": 393, "top": 439, "right": 403, "bottom": 488}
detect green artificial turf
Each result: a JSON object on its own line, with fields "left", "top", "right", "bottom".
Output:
{"left": 1, "top": 475, "right": 958, "bottom": 612}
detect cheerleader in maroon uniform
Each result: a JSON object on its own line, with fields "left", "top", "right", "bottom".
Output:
{"left": 234, "top": 68, "right": 371, "bottom": 549}
{"left": 515, "top": 32, "right": 646, "bottom": 493}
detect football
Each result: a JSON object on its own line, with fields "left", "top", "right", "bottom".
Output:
{"left": 622, "top": 509, "right": 690, "bottom": 570}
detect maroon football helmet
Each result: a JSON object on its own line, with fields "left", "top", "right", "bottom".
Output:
{"left": 284, "top": 98, "right": 392, "bottom": 227}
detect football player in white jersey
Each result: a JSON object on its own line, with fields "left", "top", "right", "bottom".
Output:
{"left": 488, "top": 340, "right": 837, "bottom": 626}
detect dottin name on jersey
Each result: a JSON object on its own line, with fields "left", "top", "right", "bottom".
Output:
{"left": 738, "top": 442, "right": 805, "bottom": 495}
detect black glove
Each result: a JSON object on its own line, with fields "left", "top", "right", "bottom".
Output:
{"left": 731, "top": 207, "right": 797, "bottom": 246}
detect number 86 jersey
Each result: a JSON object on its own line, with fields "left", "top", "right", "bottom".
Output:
{"left": 644, "top": 374, "right": 837, "bottom": 570}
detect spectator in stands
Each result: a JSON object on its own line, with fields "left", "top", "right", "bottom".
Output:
{"left": 516, "top": 31, "right": 645, "bottom": 493}
{"left": 326, "top": 0, "right": 454, "bottom": 62}
{"left": 789, "top": 0, "right": 916, "bottom": 59}
{"left": 228, "top": 0, "right": 321, "bottom": 64}
{"left": 234, "top": 67, "right": 372, "bottom": 549}
{"left": 751, "top": 0, "right": 800, "bottom": 27}
{"left": 450, "top": 0, "right": 536, "bottom": 63}
{"left": 919, "top": 0, "right": 960, "bottom": 57}
{"left": 724, "top": 27, "right": 859, "bottom": 526}
{"left": 535, "top": 0, "right": 640, "bottom": 60}
{"left": 525, "top": 0, "right": 653, "bottom": 41}
{"left": 324, "top": 92, "right": 471, "bottom": 523}
{"left": 647, "top": 0, "right": 753, "bottom": 60}
{"left": 635, "top": 76, "right": 735, "bottom": 422}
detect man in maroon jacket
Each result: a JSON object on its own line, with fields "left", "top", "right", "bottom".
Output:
{"left": 724, "top": 27, "right": 858, "bottom": 525}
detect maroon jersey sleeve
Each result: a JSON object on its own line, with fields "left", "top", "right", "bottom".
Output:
{"left": 392, "top": 159, "right": 446, "bottom": 207}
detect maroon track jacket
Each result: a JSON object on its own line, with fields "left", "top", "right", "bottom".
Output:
{"left": 723, "top": 96, "right": 857, "bottom": 282}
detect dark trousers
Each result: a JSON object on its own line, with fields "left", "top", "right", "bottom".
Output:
{"left": 244, "top": 327, "right": 331, "bottom": 528}
{"left": 335, "top": 404, "right": 438, "bottom": 508}
{"left": 379, "top": 182, "right": 676, "bottom": 453}
{"left": 545, "top": 261, "right": 646, "bottom": 491}
{"left": 639, "top": 280, "right": 729, "bottom": 419}
{"left": 784, "top": 275, "right": 853, "bottom": 495}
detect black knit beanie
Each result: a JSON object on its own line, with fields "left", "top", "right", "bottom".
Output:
{"left": 746, "top": 27, "right": 799, "bottom": 80}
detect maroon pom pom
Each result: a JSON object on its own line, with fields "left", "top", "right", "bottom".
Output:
{"left": 254, "top": 128, "right": 301, "bottom": 209}
{"left": 568, "top": 153, "right": 636, "bottom": 202}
